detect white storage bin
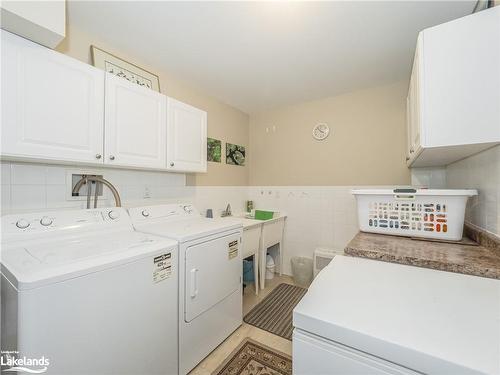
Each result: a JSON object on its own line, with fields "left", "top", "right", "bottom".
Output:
{"left": 352, "top": 189, "right": 477, "bottom": 241}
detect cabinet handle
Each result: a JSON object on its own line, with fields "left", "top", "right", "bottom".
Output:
{"left": 410, "top": 148, "right": 414, "bottom": 154}
{"left": 405, "top": 156, "right": 410, "bottom": 161}
{"left": 109, "top": 155, "right": 115, "bottom": 161}
{"left": 170, "top": 162, "right": 174, "bottom": 167}
{"left": 95, "top": 154, "right": 102, "bottom": 159}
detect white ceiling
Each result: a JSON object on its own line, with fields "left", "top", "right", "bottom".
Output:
{"left": 67, "top": 1, "right": 475, "bottom": 114}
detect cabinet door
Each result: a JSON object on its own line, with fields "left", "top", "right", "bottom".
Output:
{"left": 166, "top": 98, "right": 207, "bottom": 172}
{"left": 406, "top": 46, "right": 422, "bottom": 165}
{"left": 422, "top": 6, "right": 500, "bottom": 147}
{"left": 104, "top": 73, "right": 166, "bottom": 169}
{"left": 1, "top": 31, "right": 105, "bottom": 164}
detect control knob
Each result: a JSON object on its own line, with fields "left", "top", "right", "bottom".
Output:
{"left": 108, "top": 210, "right": 120, "bottom": 220}
{"left": 40, "top": 216, "right": 53, "bottom": 226}
{"left": 142, "top": 210, "right": 150, "bottom": 217}
{"left": 16, "top": 219, "right": 30, "bottom": 229}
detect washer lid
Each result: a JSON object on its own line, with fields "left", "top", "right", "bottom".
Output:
{"left": 293, "top": 255, "right": 500, "bottom": 375}
{"left": 1, "top": 231, "right": 177, "bottom": 290}
{"left": 133, "top": 217, "right": 242, "bottom": 242}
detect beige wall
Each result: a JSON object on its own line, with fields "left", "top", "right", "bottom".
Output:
{"left": 248, "top": 81, "right": 411, "bottom": 186}
{"left": 56, "top": 26, "right": 410, "bottom": 187}
{"left": 56, "top": 25, "right": 249, "bottom": 186}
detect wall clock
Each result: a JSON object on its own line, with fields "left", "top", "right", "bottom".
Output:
{"left": 312, "top": 123, "right": 330, "bottom": 141}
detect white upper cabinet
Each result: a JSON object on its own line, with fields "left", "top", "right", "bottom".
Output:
{"left": 104, "top": 73, "right": 167, "bottom": 169}
{"left": 166, "top": 98, "right": 207, "bottom": 173}
{"left": 1, "top": 31, "right": 105, "bottom": 164}
{"left": 407, "top": 6, "right": 500, "bottom": 167}
{"left": 0, "top": 0, "right": 65, "bottom": 48}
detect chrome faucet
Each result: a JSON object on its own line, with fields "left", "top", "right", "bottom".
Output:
{"left": 72, "top": 175, "right": 122, "bottom": 208}
{"left": 221, "top": 204, "right": 232, "bottom": 217}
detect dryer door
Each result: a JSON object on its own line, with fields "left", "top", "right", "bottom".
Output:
{"left": 184, "top": 231, "right": 241, "bottom": 322}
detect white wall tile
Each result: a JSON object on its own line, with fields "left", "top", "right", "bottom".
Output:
{"left": 446, "top": 145, "right": 500, "bottom": 236}
{"left": 45, "top": 166, "right": 67, "bottom": 185}
{"left": 411, "top": 167, "right": 446, "bottom": 188}
{"left": 11, "top": 163, "right": 46, "bottom": 185}
{"left": 1, "top": 185, "right": 11, "bottom": 215}
{"left": 11, "top": 185, "right": 46, "bottom": 210}
{"left": 1, "top": 163, "right": 11, "bottom": 185}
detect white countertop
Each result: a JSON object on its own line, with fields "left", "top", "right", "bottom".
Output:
{"left": 293, "top": 255, "right": 500, "bottom": 375}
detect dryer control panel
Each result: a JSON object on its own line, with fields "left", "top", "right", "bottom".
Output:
{"left": 129, "top": 204, "right": 201, "bottom": 224}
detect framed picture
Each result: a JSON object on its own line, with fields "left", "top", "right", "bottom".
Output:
{"left": 91, "top": 46, "right": 160, "bottom": 92}
{"left": 207, "top": 138, "right": 222, "bottom": 163}
{"left": 226, "top": 143, "right": 245, "bottom": 166}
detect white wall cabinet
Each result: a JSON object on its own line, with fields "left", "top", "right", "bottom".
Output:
{"left": 406, "top": 6, "right": 500, "bottom": 167}
{"left": 0, "top": 0, "right": 65, "bottom": 48}
{"left": 1, "top": 31, "right": 208, "bottom": 174}
{"left": 1, "top": 30, "right": 105, "bottom": 164}
{"left": 166, "top": 98, "right": 207, "bottom": 173}
{"left": 104, "top": 73, "right": 167, "bottom": 169}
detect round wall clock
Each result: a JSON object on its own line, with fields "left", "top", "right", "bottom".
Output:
{"left": 312, "top": 123, "right": 330, "bottom": 141}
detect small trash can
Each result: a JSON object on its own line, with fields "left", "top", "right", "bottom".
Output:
{"left": 265, "top": 254, "right": 276, "bottom": 280}
{"left": 291, "top": 256, "right": 313, "bottom": 287}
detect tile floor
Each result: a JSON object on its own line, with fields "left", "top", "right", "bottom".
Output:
{"left": 189, "top": 275, "right": 298, "bottom": 375}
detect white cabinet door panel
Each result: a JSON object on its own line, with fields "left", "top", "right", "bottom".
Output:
{"left": 422, "top": 7, "right": 500, "bottom": 147}
{"left": 166, "top": 98, "right": 207, "bottom": 173}
{"left": 1, "top": 31, "right": 104, "bottom": 163}
{"left": 406, "top": 7, "right": 500, "bottom": 167}
{"left": 104, "top": 73, "right": 166, "bottom": 169}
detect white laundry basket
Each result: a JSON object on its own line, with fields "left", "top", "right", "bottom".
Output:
{"left": 352, "top": 189, "right": 477, "bottom": 241}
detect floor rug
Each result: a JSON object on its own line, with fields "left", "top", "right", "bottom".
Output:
{"left": 243, "top": 283, "right": 307, "bottom": 340}
{"left": 212, "top": 338, "right": 292, "bottom": 375}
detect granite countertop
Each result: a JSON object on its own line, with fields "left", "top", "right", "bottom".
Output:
{"left": 345, "top": 231, "right": 500, "bottom": 279}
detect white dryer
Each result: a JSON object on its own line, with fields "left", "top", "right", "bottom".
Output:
{"left": 1, "top": 208, "right": 178, "bottom": 375}
{"left": 128, "top": 204, "right": 243, "bottom": 375}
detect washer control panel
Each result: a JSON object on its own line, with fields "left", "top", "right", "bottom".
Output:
{"left": 2, "top": 208, "right": 131, "bottom": 240}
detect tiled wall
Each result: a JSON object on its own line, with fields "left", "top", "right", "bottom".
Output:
{"left": 446, "top": 145, "right": 500, "bottom": 236}
{"left": 410, "top": 167, "right": 447, "bottom": 188}
{"left": 248, "top": 186, "right": 376, "bottom": 275}
{"left": 0, "top": 162, "right": 252, "bottom": 216}
{"left": 0, "top": 162, "right": 370, "bottom": 277}
{"left": 0, "top": 161, "right": 191, "bottom": 214}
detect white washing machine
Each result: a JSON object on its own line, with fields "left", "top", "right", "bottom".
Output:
{"left": 1, "top": 207, "right": 178, "bottom": 375}
{"left": 128, "top": 204, "right": 243, "bottom": 375}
